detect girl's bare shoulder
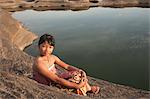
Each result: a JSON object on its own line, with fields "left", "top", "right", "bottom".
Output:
{"left": 51, "top": 54, "right": 58, "bottom": 59}
{"left": 33, "top": 57, "right": 43, "bottom": 69}
{"left": 35, "top": 56, "right": 42, "bottom": 61}
{"left": 34, "top": 56, "right": 44, "bottom": 65}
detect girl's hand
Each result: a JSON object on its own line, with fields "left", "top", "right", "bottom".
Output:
{"left": 79, "top": 69, "right": 88, "bottom": 82}
{"left": 78, "top": 78, "right": 86, "bottom": 88}
{"left": 79, "top": 69, "right": 86, "bottom": 77}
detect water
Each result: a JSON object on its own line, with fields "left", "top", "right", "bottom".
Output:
{"left": 12, "top": 7, "right": 150, "bottom": 90}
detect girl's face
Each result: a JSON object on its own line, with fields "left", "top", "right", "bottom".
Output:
{"left": 39, "top": 41, "right": 54, "bottom": 56}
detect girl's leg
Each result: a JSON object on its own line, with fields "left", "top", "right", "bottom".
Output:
{"left": 90, "top": 86, "right": 100, "bottom": 94}
{"left": 59, "top": 72, "right": 71, "bottom": 79}
{"left": 84, "top": 78, "right": 100, "bottom": 94}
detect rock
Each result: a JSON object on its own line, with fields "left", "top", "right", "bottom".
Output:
{"left": 0, "top": 8, "right": 38, "bottom": 50}
{"left": 0, "top": 0, "right": 16, "bottom": 3}
{"left": 0, "top": 71, "right": 91, "bottom": 99}
{"left": 0, "top": 38, "right": 34, "bottom": 77}
{"left": 99, "top": 0, "right": 139, "bottom": 7}
{"left": 69, "top": 1, "right": 90, "bottom": 11}
{"left": 0, "top": 0, "right": 149, "bottom": 12}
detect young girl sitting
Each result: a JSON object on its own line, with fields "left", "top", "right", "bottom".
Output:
{"left": 33, "top": 33, "right": 100, "bottom": 96}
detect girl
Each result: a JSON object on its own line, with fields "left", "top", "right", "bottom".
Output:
{"left": 33, "top": 34, "right": 99, "bottom": 96}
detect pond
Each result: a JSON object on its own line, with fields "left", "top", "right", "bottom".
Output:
{"left": 12, "top": 7, "right": 149, "bottom": 90}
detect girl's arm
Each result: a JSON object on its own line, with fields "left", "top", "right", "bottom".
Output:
{"left": 53, "top": 55, "right": 79, "bottom": 71}
{"left": 53, "top": 55, "right": 87, "bottom": 79}
{"left": 36, "top": 58, "right": 85, "bottom": 89}
{"left": 54, "top": 55, "right": 86, "bottom": 79}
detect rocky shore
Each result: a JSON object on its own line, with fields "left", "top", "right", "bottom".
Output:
{"left": 0, "top": 1, "right": 150, "bottom": 99}
{"left": 0, "top": 8, "right": 38, "bottom": 50}
{"left": 0, "top": 0, "right": 149, "bottom": 12}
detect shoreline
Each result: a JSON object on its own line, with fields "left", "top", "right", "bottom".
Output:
{"left": 0, "top": 0, "right": 149, "bottom": 12}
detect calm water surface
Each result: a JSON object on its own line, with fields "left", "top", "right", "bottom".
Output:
{"left": 12, "top": 7, "right": 149, "bottom": 90}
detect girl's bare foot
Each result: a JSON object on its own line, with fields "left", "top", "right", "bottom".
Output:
{"left": 90, "top": 86, "right": 100, "bottom": 94}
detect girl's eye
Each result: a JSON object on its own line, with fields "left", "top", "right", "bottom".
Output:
{"left": 49, "top": 46, "right": 52, "bottom": 48}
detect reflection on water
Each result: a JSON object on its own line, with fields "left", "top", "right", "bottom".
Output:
{"left": 12, "top": 7, "right": 149, "bottom": 90}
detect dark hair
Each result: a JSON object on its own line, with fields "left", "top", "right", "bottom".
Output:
{"left": 38, "top": 34, "right": 55, "bottom": 46}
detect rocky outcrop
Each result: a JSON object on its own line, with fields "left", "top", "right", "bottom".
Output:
{"left": 0, "top": 8, "right": 149, "bottom": 99}
{"left": 99, "top": 0, "right": 150, "bottom": 8}
{"left": 0, "top": 0, "right": 149, "bottom": 11}
{"left": 0, "top": 8, "right": 38, "bottom": 50}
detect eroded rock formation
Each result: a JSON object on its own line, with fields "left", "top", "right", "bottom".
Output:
{"left": 0, "top": 8, "right": 38, "bottom": 50}
{"left": 0, "top": 0, "right": 149, "bottom": 11}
